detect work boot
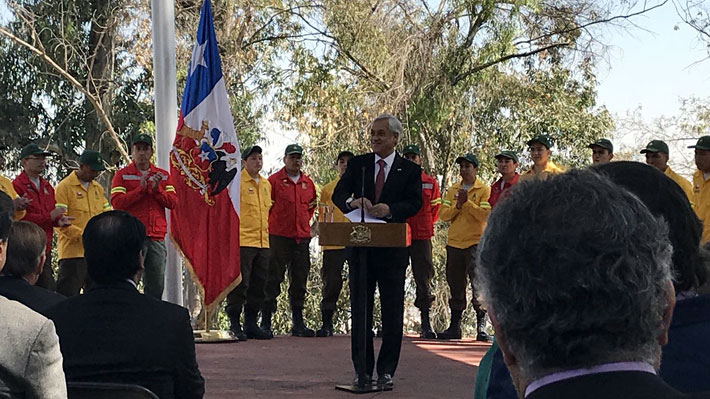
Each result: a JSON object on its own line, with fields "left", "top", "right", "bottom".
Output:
{"left": 437, "top": 309, "right": 462, "bottom": 340}
{"left": 260, "top": 311, "right": 274, "bottom": 339}
{"left": 244, "top": 308, "right": 272, "bottom": 340}
{"left": 316, "top": 309, "right": 334, "bottom": 337}
{"left": 475, "top": 310, "right": 493, "bottom": 342}
{"left": 228, "top": 310, "right": 247, "bottom": 341}
{"left": 420, "top": 309, "right": 437, "bottom": 339}
{"left": 291, "top": 307, "right": 316, "bottom": 337}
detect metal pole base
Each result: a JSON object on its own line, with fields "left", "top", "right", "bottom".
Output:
{"left": 193, "top": 329, "right": 238, "bottom": 343}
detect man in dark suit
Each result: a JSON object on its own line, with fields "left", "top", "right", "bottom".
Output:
{"left": 0, "top": 221, "right": 64, "bottom": 316}
{"left": 333, "top": 114, "right": 422, "bottom": 389}
{"left": 476, "top": 169, "right": 710, "bottom": 399}
{"left": 46, "top": 210, "right": 204, "bottom": 399}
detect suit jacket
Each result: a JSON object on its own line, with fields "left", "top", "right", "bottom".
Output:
{"left": 46, "top": 281, "right": 204, "bottom": 399}
{"left": 332, "top": 152, "right": 422, "bottom": 223}
{"left": 527, "top": 370, "right": 710, "bottom": 399}
{"left": 0, "top": 295, "right": 67, "bottom": 399}
{"left": 660, "top": 294, "right": 710, "bottom": 393}
{"left": 0, "top": 275, "right": 64, "bottom": 317}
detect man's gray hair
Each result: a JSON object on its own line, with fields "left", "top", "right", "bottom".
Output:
{"left": 475, "top": 169, "right": 673, "bottom": 381}
{"left": 373, "top": 114, "right": 402, "bottom": 136}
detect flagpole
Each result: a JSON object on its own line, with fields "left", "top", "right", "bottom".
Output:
{"left": 150, "top": 0, "right": 182, "bottom": 306}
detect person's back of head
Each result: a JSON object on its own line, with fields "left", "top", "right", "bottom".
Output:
{"left": 3, "top": 221, "right": 47, "bottom": 282}
{"left": 476, "top": 169, "right": 675, "bottom": 391}
{"left": 83, "top": 210, "right": 147, "bottom": 285}
{"left": 593, "top": 161, "right": 708, "bottom": 293}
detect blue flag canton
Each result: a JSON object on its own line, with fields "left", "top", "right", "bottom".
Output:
{"left": 180, "top": 0, "right": 224, "bottom": 117}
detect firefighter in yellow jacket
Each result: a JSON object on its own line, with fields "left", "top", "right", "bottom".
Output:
{"left": 520, "top": 135, "right": 564, "bottom": 181}
{"left": 225, "top": 145, "right": 273, "bottom": 340}
{"left": 316, "top": 150, "right": 354, "bottom": 337}
{"left": 0, "top": 174, "right": 28, "bottom": 220}
{"left": 690, "top": 136, "right": 710, "bottom": 243}
{"left": 54, "top": 150, "right": 111, "bottom": 296}
{"left": 438, "top": 153, "right": 492, "bottom": 341}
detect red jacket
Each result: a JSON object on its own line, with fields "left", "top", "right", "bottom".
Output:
{"left": 407, "top": 171, "right": 441, "bottom": 240}
{"left": 110, "top": 162, "right": 177, "bottom": 240}
{"left": 13, "top": 171, "right": 57, "bottom": 254}
{"left": 268, "top": 168, "right": 317, "bottom": 240}
{"left": 489, "top": 173, "right": 519, "bottom": 208}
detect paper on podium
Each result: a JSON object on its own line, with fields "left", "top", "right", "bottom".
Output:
{"left": 345, "top": 209, "right": 386, "bottom": 223}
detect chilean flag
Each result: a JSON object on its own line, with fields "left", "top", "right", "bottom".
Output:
{"left": 170, "top": 0, "right": 241, "bottom": 311}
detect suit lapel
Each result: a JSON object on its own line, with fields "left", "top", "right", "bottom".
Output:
{"left": 363, "top": 153, "right": 376, "bottom": 201}
{"left": 378, "top": 154, "right": 403, "bottom": 203}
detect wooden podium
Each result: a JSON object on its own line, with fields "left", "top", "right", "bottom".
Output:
{"left": 320, "top": 220, "right": 410, "bottom": 393}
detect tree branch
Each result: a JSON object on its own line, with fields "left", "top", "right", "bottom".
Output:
{"left": 451, "top": 41, "right": 572, "bottom": 86}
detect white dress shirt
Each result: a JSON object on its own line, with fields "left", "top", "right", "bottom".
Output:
{"left": 374, "top": 151, "right": 397, "bottom": 183}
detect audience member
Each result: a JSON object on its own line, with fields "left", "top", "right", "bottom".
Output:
{"left": 596, "top": 161, "right": 710, "bottom": 393}
{"left": 47, "top": 210, "right": 204, "bottom": 399}
{"left": 0, "top": 221, "right": 64, "bottom": 316}
{"left": 0, "top": 192, "right": 67, "bottom": 399}
{"left": 476, "top": 169, "right": 708, "bottom": 399}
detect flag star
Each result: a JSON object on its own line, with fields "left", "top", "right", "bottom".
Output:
{"left": 198, "top": 150, "right": 211, "bottom": 162}
{"left": 189, "top": 41, "right": 207, "bottom": 76}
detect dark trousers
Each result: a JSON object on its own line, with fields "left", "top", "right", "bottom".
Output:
{"left": 321, "top": 248, "right": 347, "bottom": 311}
{"left": 263, "top": 235, "right": 311, "bottom": 313}
{"left": 35, "top": 254, "right": 56, "bottom": 292}
{"left": 409, "top": 239, "right": 435, "bottom": 310}
{"left": 142, "top": 239, "right": 167, "bottom": 299}
{"left": 56, "top": 257, "right": 89, "bottom": 297}
{"left": 445, "top": 245, "right": 484, "bottom": 312}
{"left": 226, "top": 247, "right": 270, "bottom": 316}
{"left": 349, "top": 246, "right": 408, "bottom": 378}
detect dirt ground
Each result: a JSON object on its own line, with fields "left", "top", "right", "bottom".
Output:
{"left": 197, "top": 334, "right": 491, "bottom": 398}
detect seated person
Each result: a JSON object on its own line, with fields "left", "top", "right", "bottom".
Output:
{"left": 0, "top": 192, "right": 67, "bottom": 399}
{"left": 475, "top": 162, "right": 710, "bottom": 397}
{"left": 596, "top": 161, "right": 710, "bottom": 393}
{"left": 475, "top": 169, "right": 710, "bottom": 399}
{"left": 47, "top": 210, "right": 205, "bottom": 399}
{"left": 0, "top": 221, "right": 65, "bottom": 316}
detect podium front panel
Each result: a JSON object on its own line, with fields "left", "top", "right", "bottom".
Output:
{"left": 319, "top": 222, "right": 411, "bottom": 248}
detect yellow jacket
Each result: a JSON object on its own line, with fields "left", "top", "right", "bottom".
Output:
{"left": 240, "top": 169, "right": 272, "bottom": 248}
{"left": 665, "top": 167, "right": 694, "bottom": 205}
{"left": 519, "top": 160, "right": 565, "bottom": 182}
{"left": 54, "top": 171, "right": 110, "bottom": 259}
{"left": 0, "top": 175, "right": 25, "bottom": 220}
{"left": 319, "top": 177, "right": 348, "bottom": 251}
{"left": 440, "top": 179, "right": 491, "bottom": 249}
{"left": 693, "top": 170, "right": 710, "bottom": 243}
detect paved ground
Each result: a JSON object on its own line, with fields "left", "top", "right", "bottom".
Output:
{"left": 197, "top": 334, "right": 491, "bottom": 398}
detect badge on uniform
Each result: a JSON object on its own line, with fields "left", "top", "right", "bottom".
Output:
{"left": 422, "top": 183, "right": 433, "bottom": 189}
{"left": 301, "top": 182, "right": 306, "bottom": 189}
{"left": 76, "top": 191, "right": 84, "bottom": 198}
{"left": 248, "top": 187, "right": 255, "bottom": 193}
{"left": 44, "top": 188, "right": 48, "bottom": 195}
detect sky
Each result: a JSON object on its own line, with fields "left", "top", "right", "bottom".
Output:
{"left": 595, "top": 2, "right": 710, "bottom": 120}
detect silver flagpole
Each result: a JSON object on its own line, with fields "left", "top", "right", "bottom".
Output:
{"left": 150, "top": 0, "right": 182, "bottom": 306}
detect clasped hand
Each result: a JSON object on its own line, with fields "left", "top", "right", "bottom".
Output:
{"left": 350, "top": 197, "right": 390, "bottom": 218}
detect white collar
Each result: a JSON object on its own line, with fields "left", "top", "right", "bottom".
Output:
{"left": 375, "top": 151, "right": 396, "bottom": 166}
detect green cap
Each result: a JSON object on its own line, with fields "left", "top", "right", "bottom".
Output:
{"left": 78, "top": 150, "right": 106, "bottom": 171}
{"left": 688, "top": 136, "right": 710, "bottom": 150}
{"left": 402, "top": 144, "right": 420, "bottom": 156}
{"left": 132, "top": 133, "right": 153, "bottom": 147}
{"left": 284, "top": 144, "right": 303, "bottom": 156}
{"left": 640, "top": 140, "right": 669, "bottom": 154}
{"left": 19, "top": 144, "right": 52, "bottom": 160}
{"left": 241, "top": 145, "right": 262, "bottom": 160}
{"left": 527, "top": 134, "right": 552, "bottom": 149}
{"left": 588, "top": 138, "right": 613, "bottom": 153}
{"left": 337, "top": 150, "right": 355, "bottom": 161}
{"left": 495, "top": 150, "right": 519, "bottom": 164}
{"left": 455, "top": 153, "right": 479, "bottom": 167}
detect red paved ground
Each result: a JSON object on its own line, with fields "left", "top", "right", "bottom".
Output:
{"left": 197, "top": 334, "right": 491, "bottom": 398}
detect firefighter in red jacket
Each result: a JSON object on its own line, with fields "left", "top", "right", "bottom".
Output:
{"left": 403, "top": 144, "right": 441, "bottom": 339}
{"left": 13, "top": 144, "right": 72, "bottom": 291}
{"left": 110, "top": 134, "right": 177, "bottom": 298}
{"left": 263, "top": 144, "right": 318, "bottom": 337}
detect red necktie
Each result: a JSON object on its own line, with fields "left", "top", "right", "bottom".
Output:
{"left": 375, "top": 159, "right": 386, "bottom": 202}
